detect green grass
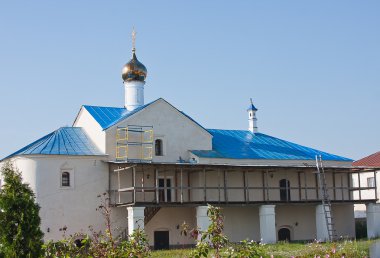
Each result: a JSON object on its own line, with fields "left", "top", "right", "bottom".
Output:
{"left": 151, "top": 239, "right": 373, "bottom": 258}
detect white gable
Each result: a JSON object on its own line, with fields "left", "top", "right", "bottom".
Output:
{"left": 105, "top": 99, "right": 212, "bottom": 162}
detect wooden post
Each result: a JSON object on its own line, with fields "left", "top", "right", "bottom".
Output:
{"left": 132, "top": 166, "right": 136, "bottom": 203}
{"left": 180, "top": 168, "right": 183, "bottom": 203}
{"left": 341, "top": 174, "right": 344, "bottom": 201}
{"left": 347, "top": 173, "right": 351, "bottom": 201}
{"left": 358, "top": 173, "right": 361, "bottom": 200}
{"left": 163, "top": 170, "right": 167, "bottom": 202}
{"left": 375, "top": 171, "right": 378, "bottom": 201}
{"left": 188, "top": 170, "right": 191, "bottom": 202}
{"left": 304, "top": 172, "right": 308, "bottom": 201}
{"left": 244, "top": 170, "right": 248, "bottom": 203}
{"left": 262, "top": 171, "right": 266, "bottom": 201}
{"left": 297, "top": 171, "right": 301, "bottom": 201}
{"left": 175, "top": 169, "right": 178, "bottom": 202}
{"left": 224, "top": 170, "right": 228, "bottom": 203}
{"left": 315, "top": 173, "right": 319, "bottom": 200}
{"left": 118, "top": 168, "right": 121, "bottom": 204}
{"left": 332, "top": 171, "right": 336, "bottom": 200}
{"left": 155, "top": 168, "right": 159, "bottom": 204}
{"left": 203, "top": 168, "right": 207, "bottom": 203}
{"left": 265, "top": 171, "right": 269, "bottom": 201}
{"left": 218, "top": 169, "right": 221, "bottom": 203}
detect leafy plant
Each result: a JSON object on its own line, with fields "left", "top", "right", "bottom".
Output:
{"left": 0, "top": 162, "right": 44, "bottom": 257}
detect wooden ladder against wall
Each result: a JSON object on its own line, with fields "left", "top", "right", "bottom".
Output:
{"left": 315, "top": 155, "right": 337, "bottom": 242}
{"left": 144, "top": 207, "right": 161, "bottom": 225}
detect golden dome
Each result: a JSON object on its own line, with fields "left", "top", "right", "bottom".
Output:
{"left": 122, "top": 50, "right": 147, "bottom": 82}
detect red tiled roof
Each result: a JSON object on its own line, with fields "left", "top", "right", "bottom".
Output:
{"left": 353, "top": 151, "right": 380, "bottom": 167}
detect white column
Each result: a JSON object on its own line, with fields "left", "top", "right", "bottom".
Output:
{"left": 124, "top": 80, "right": 145, "bottom": 111}
{"left": 127, "top": 207, "right": 145, "bottom": 235}
{"left": 315, "top": 204, "right": 329, "bottom": 241}
{"left": 367, "top": 203, "right": 380, "bottom": 239}
{"left": 196, "top": 206, "right": 210, "bottom": 239}
{"left": 259, "top": 205, "right": 276, "bottom": 243}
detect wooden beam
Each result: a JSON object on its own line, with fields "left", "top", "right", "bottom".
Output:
{"left": 304, "top": 172, "right": 308, "bottom": 201}
{"left": 203, "top": 168, "right": 207, "bottom": 203}
{"left": 315, "top": 173, "right": 319, "bottom": 200}
{"left": 262, "top": 171, "right": 266, "bottom": 201}
{"left": 358, "top": 173, "right": 361, "bottom": 200}
{"left": 347, "top": 173, "right": 351, "bottom": 201}
{"left": 180, "top": 168, "right": 183, "bottom": 203}
{"left": 244, "top": 170, "right": 248, "bottom": 203}
{"left": 332, "top": 171, "right": 336, "bottom": 200}
{"left": 341, "top": 174, "right": 344, "bottom": 201}
{"left": 188, "top": 170, "right": 191, "bottom": 202}
{"left": 175, "top": 169, "right": 178, "bottom": 202}
{"left": 218, "top": 169, "right": 221, "bottom": 203}
{"left": 224, "top": 170, "right": 228, "bottom": 203}
{"left": 155, "top": 168, "right": 159, "bottom": 204}
{"left": 297, "top": 171, "right": 301, "bottom": 201}
{"left": 132, "top": 166, "right": 136, "bottom": 203}
{"left": 375, "top": 171, "right": 378, "bottom": 201}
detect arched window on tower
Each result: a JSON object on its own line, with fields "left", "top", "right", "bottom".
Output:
{"left": 155, "top": 139, "right": 163, "bottom": 156}
{"left": 61, "top": 171, "right": 70, "bottom": 187}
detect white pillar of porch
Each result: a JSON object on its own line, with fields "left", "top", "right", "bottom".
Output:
{"left": 127, "top": 207, "right": 145, "bottom": 235}
{"left": 315, "top": 204, "right": 329, "bottom": 241}
{"left": 367, "top": 203, "right": 380, "bottom": 238}
{"left": 259, "top": 205, "right": 276, "bottom": 243}
{"left": 196, "top": 206, "right": 210, "bottom": 239}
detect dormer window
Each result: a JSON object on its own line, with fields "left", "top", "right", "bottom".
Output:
{"left": 155, "top": 139, "right": 163, "bottom": 156}
{"left": 61, "top": 171, "right": 70, "bottom": 187}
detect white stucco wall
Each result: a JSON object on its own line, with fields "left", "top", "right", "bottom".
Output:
{"left": 73, "top": 107, "right": 106, "bottom": 153}
{"left": 105, "top": 99, "right": 212, "bottom": 162}
{"left": 145, "top": 207, "right": 196, "bottom": 246}
{"left": 6, "top": 155, "right": 109, "bottom": 241}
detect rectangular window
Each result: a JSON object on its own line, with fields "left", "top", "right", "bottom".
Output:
{"left": 367, "top": 177, "right": 375, "bottom": 187}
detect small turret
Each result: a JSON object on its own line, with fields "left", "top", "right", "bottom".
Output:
{"left": 247, "top": 98, "right": 258, "bottom": 133}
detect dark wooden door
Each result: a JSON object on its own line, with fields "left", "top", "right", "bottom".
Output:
{"left": 154, "top": 231, "right": 169, "bottom": 250}
{"left": 278, "top": 228, "right": 291, "bottom": 241}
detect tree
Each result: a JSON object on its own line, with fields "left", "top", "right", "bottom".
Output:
{"left": 0, "top": 162, "right": 44, "bottom": 257}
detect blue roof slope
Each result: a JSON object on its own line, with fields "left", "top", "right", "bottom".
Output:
{"left": 83, "top": 99, "right": 158, "bottom": 130}
{"left": 2, "top": 127, "right": 104, "bottom": 160}
{"left": 191, "top": 129, "right": 352, "bottom": 161}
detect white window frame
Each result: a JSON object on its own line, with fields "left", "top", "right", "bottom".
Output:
{"left": 158, "top": 176, "right": 174, "bottom": 202}
{"left": 60, "top": 168, "right": 74, "bottom": 189}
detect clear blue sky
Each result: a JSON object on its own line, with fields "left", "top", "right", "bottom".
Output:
{"left": 0, "top": 1, "right": 379, "bottom": 160}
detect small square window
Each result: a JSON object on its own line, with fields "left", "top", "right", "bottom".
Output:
{"left": 367, "top": 177, "right": 375, "bottom": 187}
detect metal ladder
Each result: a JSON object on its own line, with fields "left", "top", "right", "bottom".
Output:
{"left": 315, "top": 155, "right": 337, "bottom": 241}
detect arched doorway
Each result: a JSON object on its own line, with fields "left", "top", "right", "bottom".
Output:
{"left": 278, "top": 228, "right": 291, "bottom": 241}
{"left": 279, "top": 179, "right": 291, "bottom": 201}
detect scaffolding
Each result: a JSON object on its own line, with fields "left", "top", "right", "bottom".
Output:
{"left": 116, "top": 125, "right": 153, "bottom": 162}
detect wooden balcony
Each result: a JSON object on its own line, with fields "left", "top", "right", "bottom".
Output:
{"left": 108, "top": 163, "right": 378, "bottom": 207}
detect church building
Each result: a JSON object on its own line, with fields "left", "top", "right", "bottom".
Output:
{"left": 1, "top": 33, "right": 379, "bottom": 249}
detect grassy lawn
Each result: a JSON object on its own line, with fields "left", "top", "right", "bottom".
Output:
{"left": 151, "top": 240, "right": 373, "bottom": 257}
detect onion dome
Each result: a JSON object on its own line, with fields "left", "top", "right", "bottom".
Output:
{"left": 122, "top": 49, "right": 147, "bottom": 82}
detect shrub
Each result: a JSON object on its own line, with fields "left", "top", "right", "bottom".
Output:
{"left": 0, "top": 162, "right": 44, "bottom": 257}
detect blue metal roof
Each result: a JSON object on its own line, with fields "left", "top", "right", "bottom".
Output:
{"left": 83, "top": 99, "right": 159, "bottom": 130}
{"left": 2, "top": 127, "right": 104, "bottom": 160}
{"left": 191, "top": 129, "right": 352, "bottom": 161}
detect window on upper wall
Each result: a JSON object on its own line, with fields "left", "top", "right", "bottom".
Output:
{"left": 367, "top": 177, "right": 375, "bottom": 187}
{"left": 61, "top": 171, "right": 70, "bottom": 187}
{"left": 155, "top": 139, "right": 163, "bottom": 156}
